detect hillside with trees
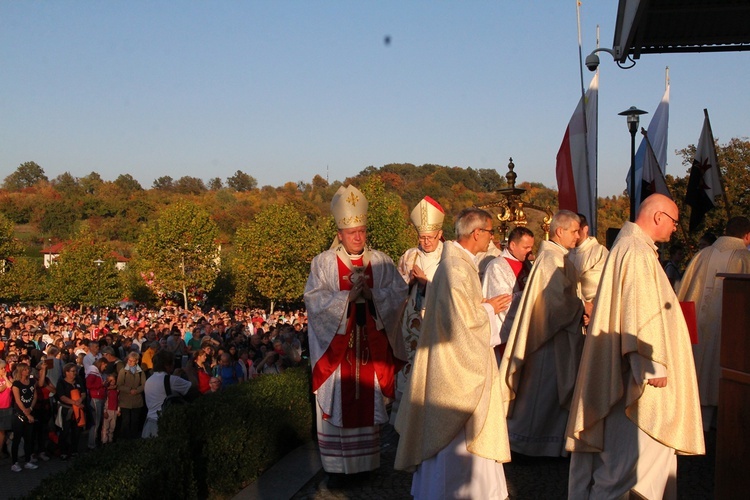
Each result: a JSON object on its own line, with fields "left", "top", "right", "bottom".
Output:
{"left": 1, "top": 137, "right": 748, "bottom": 309}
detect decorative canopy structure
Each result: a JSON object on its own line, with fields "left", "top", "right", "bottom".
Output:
{"left": 613, "top": 0, "right": 750, "bottom": 63}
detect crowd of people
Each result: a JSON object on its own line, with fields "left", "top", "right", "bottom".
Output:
{"left": 0, "top": 304, "right": 308, "bottom": 472}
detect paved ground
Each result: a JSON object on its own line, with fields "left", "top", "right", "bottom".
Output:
{"left": 287, "top": 424, "right": 717, "bottom": 500}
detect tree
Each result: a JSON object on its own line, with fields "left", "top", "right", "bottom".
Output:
{"left": 152, "top": 176, "right": 174, "bottom": 191}
{"left": 0, "top": 213, "right": 22, "bottom": 262}
{"left": 52, "top": 172, "right": 83, "bottom": 197}
{"left": 360, "top": 175, "right": 413, "bottom": 262}
{"left": 0, "top": 257, "right": 47, "bottom": 303}
{"left": 38, "top": 200, "right": 79, "bottom": 239}
{"left": 227, "top": 170, "right": 257, "bottom": 192}
{"left": 135, "top": 201, "right": 220, "bottom": 309}
{"left": 174, "top": 176, "right": 207, "bottom": 195}
{"left": 232, "top": 203, "right": 326, "bottom": 311}
{"left": 3, "top": 161, "right": 48, "bottom": 191}
{"left": 208, "top": 177, "right": 223, "bottom": 191}
{"left": 46, "top": 227, "right": 123, "bottom": 306}
{"left": 80, "top": 172, "right": 104, "bottom": 195}
{"left": 114, "top": 174, "right": 143, "bottom": 194}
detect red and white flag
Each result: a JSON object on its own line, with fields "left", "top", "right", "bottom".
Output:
{"left": 556, "top": 73, "right": 598, "bottom": 233}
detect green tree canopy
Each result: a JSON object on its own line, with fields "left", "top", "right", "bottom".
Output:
{"left": 232, "top": 203, "right": 327, "bottom": 310}
{"left": 114, "top": 173, "right": 144, "bottom": 194}
{"left": 135, "top": 201, "right": 220, "bottom": 309}
{"left": 46, "top": 227, "right": 123, "bottom": 306}
{"left": 174, "top": 176, "right": 207, "bottom": 195}
{"left": 3, "top": 161, "right": 48, "bottom": 191}
{"left": 152, "top": 176, "right": 174, "bottom": 191}
{"left": 227, "top": 170, "right": 258, "bottom": 192}
{"left": 360, "top": 175, "right": 413, "bottom": 261}
{"left": 0, "top": 257, "right": 47, "bottom": 303}
{"left": 0, "top": 212, "right": 22, "bottom": 260}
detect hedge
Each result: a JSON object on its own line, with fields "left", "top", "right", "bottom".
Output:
{"left": 26, "top": 367, "right": 313, "bottom": 500}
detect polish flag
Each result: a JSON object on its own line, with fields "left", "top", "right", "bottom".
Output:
{"left": 556, "top": 73, "right": 598, "bottom": 233}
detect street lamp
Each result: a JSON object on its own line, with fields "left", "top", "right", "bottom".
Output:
{"left": 618, "top": 106, "right": 648, "bottom": 222}
{"left": 93, "top": 259, "right": 104, "bottom": 320}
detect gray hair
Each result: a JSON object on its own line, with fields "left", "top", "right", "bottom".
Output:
{"left": 550, "top": 210, "right": 580, "bottom": 234}
{"left": 455, "top": 208, "right": 493, "bottom": 239}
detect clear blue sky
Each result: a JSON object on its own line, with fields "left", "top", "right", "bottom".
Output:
{"left": 2, "top": 1, "right": 748, "bottom": 197}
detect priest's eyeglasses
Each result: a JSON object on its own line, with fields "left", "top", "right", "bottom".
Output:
{"left": 418, "top": 234, "right": 440, "bottom": 242}
{"left": 476, "top": 227, "right": 496, "bottom": 235}
{"left": 657, "top": 211, "right": 679, "bottom": 227}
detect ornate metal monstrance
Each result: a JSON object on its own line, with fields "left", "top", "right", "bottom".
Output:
{"left": 477, "top": 158, "right": 554, "bottom": 243}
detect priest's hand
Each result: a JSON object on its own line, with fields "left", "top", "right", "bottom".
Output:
{"left": 411, "top": 265, "right": 428, "bottom": 286}
{"left": 484, "top": 294, "right": 512, "bottom": 315}
{"left": 647, "top": 377, "right": 667, "bottom": 388}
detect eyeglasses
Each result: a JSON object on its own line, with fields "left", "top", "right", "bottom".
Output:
{"left": 418, "top": 234, "right": 440, "bottom": 243}
{"left": 657, "top": 211, "right": 679, "bottom": 228}
{"left": 476, "top": 228, "right": 495, "bottom": 235}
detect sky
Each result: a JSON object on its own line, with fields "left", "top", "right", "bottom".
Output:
{"left": 2, "top": 1, "right": 748, "bottom": 198}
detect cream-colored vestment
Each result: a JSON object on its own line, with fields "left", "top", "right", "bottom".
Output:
{"left": 500, "top": 239, "right": 585, "bottom": 456}
{"left": 568, "top": 235, "right": 609, "bottom": 302}
{"left": 394, "top": 242, "right": 510, "bottom": 499}
{"left": 677, "top": 236, "right": 750, "bottom": 429}
{"left": 566, "top": 222, "right": 704, "bottom": 499}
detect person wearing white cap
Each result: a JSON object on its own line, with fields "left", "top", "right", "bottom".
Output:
{"left": 304, "top": 185, "right": 407, "bottom": 486}
{"left": 390, "top": 196, "right": 444, "bottom": 423}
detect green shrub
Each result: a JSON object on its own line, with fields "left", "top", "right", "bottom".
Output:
{"left": 26, "top": 367, "right": 312, "bottom": 500}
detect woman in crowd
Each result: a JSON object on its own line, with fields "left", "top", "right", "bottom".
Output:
{"left": 31, "top": 357, "right": 55, "bottom": 462}
{"left": 10, "top": 362, "right": 38, "bottom": 472}
{"left": 116, "top": 352, "right": 145, "bottom": 439}
{"left": 56, "top": 362, "right": 86, "bottom": 459}
{"left": 185, "top": 349, "right": 212, "bottom": 394}
{"left": 0, "top": 359, "right": 13, "bottom": 460}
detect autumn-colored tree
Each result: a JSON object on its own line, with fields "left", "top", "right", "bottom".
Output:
{"left": 46, "top": 226, "right": 123, "bottom": 306}
{"left": 134, "top": 201, "right": 220, "bottom": 309}
{"left": 232, "top": 203, "right": 326, "bottom": 311}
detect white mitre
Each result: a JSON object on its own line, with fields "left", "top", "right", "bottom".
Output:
{"left": 331, "top": 184, "right": 368, "bottom": 229}
{"left": 410, "top": 196, "right": 445, "bottom": 233}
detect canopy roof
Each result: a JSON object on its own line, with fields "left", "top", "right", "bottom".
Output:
{"left": 614, "top": 0, "right": 750, "bottom": 62}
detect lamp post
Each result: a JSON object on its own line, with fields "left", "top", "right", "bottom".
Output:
{"left": 93, "top": 259, "right": 104, "bottom": 321}
{"left": 618, "top": 106, "right": 648, "bottom": 221}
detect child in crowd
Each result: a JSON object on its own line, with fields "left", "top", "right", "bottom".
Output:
{"left": 101, "top": 373, "right": 119, "bottom": 445}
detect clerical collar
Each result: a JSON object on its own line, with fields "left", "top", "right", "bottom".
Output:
{"left": 344, "top": 249, "right": 364, "bottom": 259}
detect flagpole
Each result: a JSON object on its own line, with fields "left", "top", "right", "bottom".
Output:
{"left": 704, "top": 109, "right": 733, "bottom": 220}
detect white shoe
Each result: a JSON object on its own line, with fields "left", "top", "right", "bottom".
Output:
{"left": 24, "top": 462, "right": 38, "bottom": 470}
{"left": 11, "top": 462, "right": 22, "bottom": 472}
{"left": 29, "top": 455, "right": 39, "bottom": 463}
{"left": 39, "top": 452, "right": 50, "bottom": 462}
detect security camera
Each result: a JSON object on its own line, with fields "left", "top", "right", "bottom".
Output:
{"left": 585, "top": 53, "right": 600, "bottom": 72}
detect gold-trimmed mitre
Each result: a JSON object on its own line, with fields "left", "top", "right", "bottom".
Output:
{"left": 331, "top": 185, "right": 368, "bottom": 229}
{"left": 410, "top": 196, "right": 445, "bottom": 233}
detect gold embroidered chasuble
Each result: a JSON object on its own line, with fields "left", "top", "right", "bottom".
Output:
{"left": 394, "top": 241, "right": 510, "bottom": 471}
{"left": 566, "top": 222, "right": 704, "bottom": 456}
